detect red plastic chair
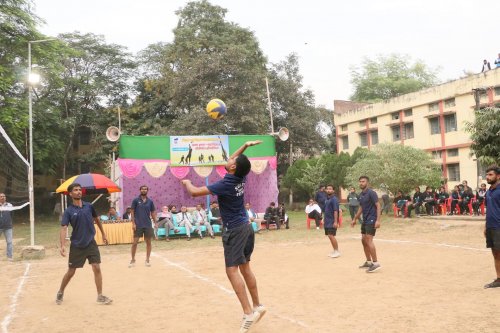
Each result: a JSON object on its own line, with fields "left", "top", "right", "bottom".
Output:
{"left": 306, "top": 214, "right": 323, "bottom": 229}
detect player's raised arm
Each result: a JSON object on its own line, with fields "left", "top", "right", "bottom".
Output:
{"left": 230, "top": 140, "right": 262, "bottom": 159}
{"left": 181, "top": 180, "right": 211, "bottom": 197}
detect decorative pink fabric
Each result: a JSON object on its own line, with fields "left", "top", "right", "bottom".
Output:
{"left": 193, "top": 166, "right": 213, "bottom": 178}
{"left": 268, "top": 156, "right": 277, "bottom": 170}
{"left": 118, "top": 158, "right": 143, "bottom": 179}
{"left": 170, "top": 166, "right": 190, "bottom": 179}
{"left": 215, "top": 165, "right": 228, "bottom": 178}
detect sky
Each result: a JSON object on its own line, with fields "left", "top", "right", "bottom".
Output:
{"left": 33, "top": 0, "right": 499, "bottom": 109}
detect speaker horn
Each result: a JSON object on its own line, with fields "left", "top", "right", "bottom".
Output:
{"left": 106, "top": 126, "right": 121, "bottom": 142}
{"left": 276, "top": 127, "right": 289, "bottom": 141}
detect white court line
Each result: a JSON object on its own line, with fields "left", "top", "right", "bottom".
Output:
{"left": 351, "top": 236, "right": 489, "bottom": 252}
{"left": 1, "top": 263, "right": 31, "bottom": 333}
{"left": 151, "top": 252, "right": 310, "bottom": 329}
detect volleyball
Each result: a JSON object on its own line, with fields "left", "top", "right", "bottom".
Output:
{"left": 206, "top": 99, "right": 227, "bottom": 120}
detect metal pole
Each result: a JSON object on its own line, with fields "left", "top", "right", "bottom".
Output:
{"left": 28, "top": 41, "right": 35, "bottom": 246}
{"left": 265, "top": 77, "right": 274, "bottom": 134}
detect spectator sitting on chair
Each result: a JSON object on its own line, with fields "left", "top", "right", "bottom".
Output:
{"left": 314, "top": 185, "right": 327, "bottom": 217}
{"left": 277, "top": 202, "right": 289, "bottom": 229}
{"left": 459, "top": 182, "right": 473, "bottom": 215}
{"left": 422, "top": 186, "right": 436, "bottom": 215}
{"left": 305, "top": 199, "right": 322, "bottom": 229}
{"left": 264, "top": 202, "right": 279, "bottom": 230}
{"left": 107, "top": 207, "right": 120, "bottom": 221}
{"left": 381, "top": 193, "right": 390, "bottom": 215}
{"left": 122, "top": 206, "right": 132, "bottom": 220}
{"left": 193, "top": 204, "right": 214, "bottom": 239}
{"left": 407, "top": 187, "right": 424, "bottom": 218}
{"left": 245, "top": 202, "right": 263, "bottom": 226}
{"left": 208, "top": 201, "right": 222, "bottom": 226}
{"left": 449, "top": 185, "right": 461, "bottom": 215}
{"left": 177, "top": 206, "right": 194, "bottom": 241}
{"left": 157, "top": 205, "right": 180, "bottom": 242}
{"left": 347, "top": 187, "right": 360, "bottom": 220}
{"left": 473, "top": 183, "right": 488, "bottom": 216}
{"left": 437, "top": 187, "right": 449, "bottom": 214}
{"left": 393, "top": 191, "right": 408, "bottom": 216}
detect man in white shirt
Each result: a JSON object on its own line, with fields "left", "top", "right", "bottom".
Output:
{"left": 305, "top": 199, "right": 322, "bottom": 229}
{"left": 177, "top": 206, "right": 195, "bottom": 241}
{"left": 245, "top": 202, "right": 263, "bottom": 228}
{"left": 193, "top": 204, "right": 215, "bottom": 239}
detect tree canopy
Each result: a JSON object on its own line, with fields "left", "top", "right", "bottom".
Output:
{"left": 346, "top": 144, "right": 442, "bottom": 194}
{"left": 465, "top": 107, "right": 500, "bottom": 165}
{"left": 350, "top": 54, "right": 439, "bottom": 102}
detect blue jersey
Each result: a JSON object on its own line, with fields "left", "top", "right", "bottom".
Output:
{"left": 359, "top": 188, "right": 378, "bottom": 224}
{"left": 485, "top": 186, "right": 500, "bottom": 229}
{"left": 207, "top": 174, "right": 248, "bottom": 230}
{"left": 131, "top": 196, "right": 156, "bottom": 228}
{"left": 323, "top": 195, "right": 339, "bottom": 228}
{"left": 61, "top": 201, "right": 97, "bottom": 248}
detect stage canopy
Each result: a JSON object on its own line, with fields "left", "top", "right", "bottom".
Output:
{"left": 116, "top": 135, "right": 278, "bottom": 214}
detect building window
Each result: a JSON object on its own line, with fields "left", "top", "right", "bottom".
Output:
{"left": 391, "top": 126, "right": 400, "bottom": 141}
{"left": 359, "top": 120, "right": 367, "bottom": 127}
{"left": 341, "top": 124, "right": 348, "bottom": 131}
{"left": 444, "top": 114, "right": 457, "bottom": 132}
{"left": 404, "top": 109, "right": 413, "bottom": 117}
{"left": 371, "top": 131, "right": 378, "bottom": 145}
{"left": 359, "top": 133, "right": 368, "bottom": 147}
{"left": 495, "top": 86, "right": 500, "bottom": 96}
{"left": 432, "top": 150, "right": 442, "bottom": 159}
{"left": 370, "top": 117, "right": 377, "bottom": 124}
{"left": 342, "top": 136, "right": 349, "bottom": 150}
{"left": 404, "top": 123, "right": 414, "bottom": 139}
{"left": 391, "top": 112, "right": 400, "bottom": 120}
{"left": 444, "top": 98, "right": 456, "bottom": 108}
{"left": 428, "top": 102, "right": 439, "bottom": 112}
{"left": 447, "top": 148, "right": 459, "bottom": 157}
{"left": 448, "top": 163, "right": 460, "bottom": 182}
{"left": 429, "top": 117, "right": 441, "bottom": 135}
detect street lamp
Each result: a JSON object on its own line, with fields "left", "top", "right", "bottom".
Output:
{"left": 28, "top": 38, "right": 56, "bottom": 246}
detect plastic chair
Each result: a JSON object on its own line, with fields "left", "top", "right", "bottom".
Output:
{"left": 306, "top": 214, "right": 323, "bottom": 229}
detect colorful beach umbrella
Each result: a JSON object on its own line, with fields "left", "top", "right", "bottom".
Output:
{"left": 56, "top": 173, "right": 121, "bottom": 195}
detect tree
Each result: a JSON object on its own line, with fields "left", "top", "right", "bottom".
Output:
{"left": 350, "top": 54, "right": 439, "bottom": 102}
{"left": 465, "top": 107, "right": 500, "bottom": 165}
{"left": 296, "top": 158, "right": 327, "bottom": 197}
{"left": 0, "top": 0, "right": 44, "bottom": 146}
{"left": 131, "top": 0, "right": 269, "bottom": 136}
{"left": 346, "top": 144, "right": 442, "bottom": 194}
{"left": 281, "top": 159, "right": 311, "bottom": 200}
{"left": 319, "top": 152, "right": 352, "bottom": 198}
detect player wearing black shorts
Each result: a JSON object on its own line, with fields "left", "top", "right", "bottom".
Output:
{"left": 324, "top": 185, "right": 341, "bottom": 258}
{"left": 56, "top": 183, "right": 112, "bottom": 305}
{"left": 351, "top": 176, "right": 382, "bottom": 273}
{"left": 181, "top": 140, "right": 266, "bottom": 333}
{"left": 130, "top": 185, "right": 157, "bottom": 267}
{"left": 483, "top": 166, "right": 500, "bottom": 289}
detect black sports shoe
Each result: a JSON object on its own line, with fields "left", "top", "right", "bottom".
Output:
{"left": 484, "top": 279, "right": 500, "bottom": 289}
{"left": 367, "top": 262, "right": 381, "bottom": 273}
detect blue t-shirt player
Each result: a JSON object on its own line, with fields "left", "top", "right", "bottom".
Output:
{"left": 56, "top": 183, "right": 112, "bottom": 305}
{"left": 181, "top": 140, "right": 267, "bottom": 330}
{"left": 324, "top": 185, "right": 341, "bottom": 258}
{"left": 483, "top": 165, "right": 500, "bottom": 289}
{"left": 351, "top": 176, "right": 382, "bottom": 273}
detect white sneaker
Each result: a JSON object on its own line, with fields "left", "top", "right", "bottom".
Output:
{"left": 128, "top": 260, "right": 135, "bottom": 268}
{"left": 145, "top": 260, "right": 151, "bottom": 267}
{"left": 253, "top": 304, "right": 266, "bottom": 323}
{"left": 316, "top": 227, "right": 320, "bottom": 230}
{"left": 240, "top": 311, "right": 261, "bottom": 333}
{"left": 328, "top": 251, "right": 341, "bottom": 258}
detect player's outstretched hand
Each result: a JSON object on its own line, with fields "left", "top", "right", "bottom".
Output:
{"left": 350, "top": 220, "right": 356, "bottom": 228}
{"left": 103, "top": 236, "right": 109, "bottom": 245}
{"left": 60, "top": 246, "right": 66, "bottom": 257}
{"left": 181, "top": 179, "right": 191, "bottom": 186}
{"left": 246, "top": 140, "right": 262, "bottom": 147}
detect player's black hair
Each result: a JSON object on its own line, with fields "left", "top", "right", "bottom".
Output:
{"left": 486, "top": 165, "right": 500, "bottom": 175}
{"left": 68, "top": 183, "right": 81, "bottom": 193}
{"left": 234, "top": 154, "right": 251, "bottom": 178}
{"left": 358, "top": 176, "right": 369, "bottom": 181}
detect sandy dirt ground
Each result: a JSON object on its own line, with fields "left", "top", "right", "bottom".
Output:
{"left": 0, "top": 218, "right": 499, "bottom": 333}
